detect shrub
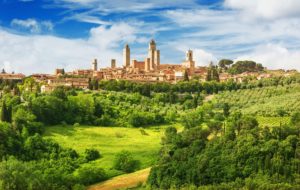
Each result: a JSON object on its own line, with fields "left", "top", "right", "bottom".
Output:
{"left": 75, "top": 165, "right": 107, "bottom": 185}
{"left": 84, "top": 149, "right": 101, "bottom": 161}
{"left": 94, "top": 114, "right": 114, "bottom": 126}
{"left": 72, "top": 184, "right": 85, "bottom": 190}
{"left": 113, "top": 151, "right": 140, "bottom": 173}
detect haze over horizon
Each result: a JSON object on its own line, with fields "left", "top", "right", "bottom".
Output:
{"left": 0, "top": 0, "right": 300, "bottom": 74}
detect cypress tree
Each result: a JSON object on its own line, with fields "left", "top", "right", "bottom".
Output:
{"left": 1, "top": 101, "right": 9, "bottom": 122}
{"left": 183, "top": 70, "right": 189, "bottom": 81}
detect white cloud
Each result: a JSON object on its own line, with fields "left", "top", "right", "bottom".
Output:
{"left": 224, "top": 0, "right": 300, "bottom": 19}
{"left": 0, "top": 22, "right": 140, "bottom": 74}
{"left": 163, "top": 7, "right": 300, "bottom": 67}
{"left": 53, "top": 0, "right": 197, "bottom": 11}
{"left": 194, "top": 49, "right": 218, "bottom": 66}
{"left": 235, "top": 44, "right": 300, "bottom": 70}
{"left": 11, "top": 18, "right": 54, "bottom": 33}
{"left": 88, "top": 23, "right": 137, "bottom": 48}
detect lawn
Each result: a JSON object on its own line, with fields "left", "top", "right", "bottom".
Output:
{"left": 43, "top": 125, "right": 179, "bottom": 177}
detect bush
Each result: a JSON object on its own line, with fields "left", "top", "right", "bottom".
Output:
{"left": 84, "top": 149, "right": 101, "bottom": 161}
{"left": 94, "top": 114, "right": 114, "bottom": 126}
{"left": 75, "top": 165, "right": 107, "bottom": 185}
{"left": 113, "top": 151, "right": 140, "bottom": 173}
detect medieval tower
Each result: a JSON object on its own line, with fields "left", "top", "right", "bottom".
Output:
{"left": 123, "top": 44, "right": 130, "bottom": 67}
{"left": 148, "top": 39, "right": 160, "bottom": 71}
{"left": 92, "top": 59, "right": 98, "bottom": 71}
{"left": 182, "top": 50, "right": 195, "bottom": 69}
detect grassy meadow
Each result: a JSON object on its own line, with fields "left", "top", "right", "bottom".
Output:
{"left": 44, "top": 125, "right": 181, "bottom": 177}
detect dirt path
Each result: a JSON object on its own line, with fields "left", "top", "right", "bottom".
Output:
{"left": 88, "top": 168, "right": 151, "bottom": 190}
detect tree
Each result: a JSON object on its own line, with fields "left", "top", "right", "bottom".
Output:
{"left": 13, "top": 108, "right": 37, "bottom": 133}
{"left": 84, "top": 148, "right": 101, "bottom": 161}
{"left": 228, "top": 60, "right": 264, "bottom": 74}
{"left": 218, "top": 59, "right": 233, "bottom": 70}
{"left": 183, "top": 70, "right": 189, "bottom": 81}
{"left": 88, "top": 78, "right": 93, "bottom": 90}
{"left": 290, "top": 112, "right": 300, "bottom": 126}
{"left": 206, "top": 65, "right": 219, "bottom": 82}
{"left": 223, "top": 103, "right": 230, "bottom": 117}
{"left": 181, "top": 110, "right": 203, "bottom": 129}
{"left": 93, "top": 79, "right": 99, "bottom": 90}
{"left": 113, "top": 151, "right": 140, "bottom": 173}
{"left": 1, "top": 101, "right": 11, "bottom": 123}
{"left": 75, "top": 165, "right": 107, "bottom": 185}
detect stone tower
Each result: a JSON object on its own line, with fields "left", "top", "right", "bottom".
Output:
{"left": 111, "top": 59, "right": 116, "bottom": 69}
{"left": 123, "top": 44, "right": 130, "bottom": 67}
{"left": 182, "top": 50, "right": 195, "bottom": 73}
{"left": 186, "top": 50, "right": 193, "bottom": 62}
{"left": 148, "top": 39, "right": 160, "bottom": 71}
{"left": 92, "top": 59, "right": 98, "bottom": 71}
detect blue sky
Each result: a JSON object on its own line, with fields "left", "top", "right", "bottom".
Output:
{"left": 0, "top": 0, "right": 300, "bottom": 74}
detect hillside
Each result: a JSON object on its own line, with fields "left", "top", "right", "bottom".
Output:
{"left": 214, "top": 84, "right": 300, "bottom": 116}
{"left": 44, "top": 125, "right": 177, "bottom": 177}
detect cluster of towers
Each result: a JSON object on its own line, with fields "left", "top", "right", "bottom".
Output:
{"left": 146, "top": 39, "right": 160, "bottom": 71}
{"left": 123, "top": 39, "right": 161, "bottom": 72}
{"left": 91, "top": 39, "right": 196, "bottom": 79}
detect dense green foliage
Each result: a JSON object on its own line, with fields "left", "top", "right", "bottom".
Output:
{"left": 218, "top": 59, "right": 233, "bottom": 70}
{"left": 0, "top": 121, "right": 108, "bottom": 189}
{"left": 228, "top": 60, "right": 264, "bottom": 74}
{"left": 215, "top": 84, "right": 300, "bottom": 117}
{"left": 1, "top": 75, "right": 300, "bottom": 189}
{"left": 206, "top": 65, "right": 220, "bottom": 82}
{"left": 99, "top": 74, "right": 300, "bottom": 95}
{"left": 148, "top": 107, "right": 300, "bottom": 189}
{"left": 113, "top": 150, "right": 140, "bottom": 173}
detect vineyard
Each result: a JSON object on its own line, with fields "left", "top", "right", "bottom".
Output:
{"left": 256, "top": 116, "right": 290, "bottom": 127}
{"left": 214, "top": 84, "right": 300, "bottom": 116}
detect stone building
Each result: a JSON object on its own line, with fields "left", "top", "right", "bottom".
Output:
{"left": 42, "top": 39, "right": 207, "bottom": 92}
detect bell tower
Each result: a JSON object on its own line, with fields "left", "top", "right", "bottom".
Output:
{"left": 182, "top": 49, "right": 195, "bottom": 73}
{"left": 186, "top": 50, "right": 193, "bottom": 62}
{"left": 92, "top": 59, "right": 98, "bottom": 71}
{"left": 148, "top": 39, "right": 160, "bottom": 71}
{"left": 123, "top": 44, "right": 130, "bottom": 67}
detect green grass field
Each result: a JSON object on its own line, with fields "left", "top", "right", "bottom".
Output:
{"left": 44, "top": 125, "right": 181, "bottom": 177}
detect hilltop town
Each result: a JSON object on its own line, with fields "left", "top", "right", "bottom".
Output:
{"left": 0, "top": 39, "right": 298, "bottom": 93}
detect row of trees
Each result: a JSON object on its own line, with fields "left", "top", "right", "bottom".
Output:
{"left": 98, "top": 74, "right": 300, "bottom": 95}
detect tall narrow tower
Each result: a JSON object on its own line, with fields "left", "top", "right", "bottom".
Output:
{"left": 92, "top": 59, "right": 98, "bottom": 71}
{"left": 111, "top": 59, "right": 116, "bottom": 69}
{"left": 186, "top": 50, "right": 193, "bottom": 62}
{"left": 182, "top": 50, "right": 195, "bottom": 70}
{"left": 148, "top": 39, "right": 160, "bottom": 71}
{"left": 123, "top": 44, "right": 130, "bottom": 67}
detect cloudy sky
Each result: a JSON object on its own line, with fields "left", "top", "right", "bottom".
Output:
{"left": 0, "top": 0, "right": 300, "bottom": 74}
